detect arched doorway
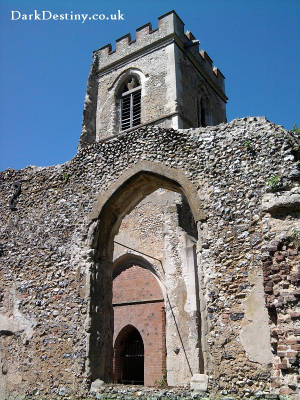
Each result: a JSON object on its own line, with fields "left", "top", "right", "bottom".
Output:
{"left": 112, "top": 261, "right": 166, "bottom": 386}
{"left": 87, "top": 165, "right": 206, "bottom": 384}
{"left": 114, "top": 325, "right": 144, "bottom": 385}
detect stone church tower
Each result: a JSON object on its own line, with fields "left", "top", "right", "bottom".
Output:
{"left": 78, "top": 11, "right": 228, "bottom": 387}
{"left": 79, "top": 10, "right": 227, "bottom": 148}
{"left": 79, "top": 11, "right": 227, "bottom": 385}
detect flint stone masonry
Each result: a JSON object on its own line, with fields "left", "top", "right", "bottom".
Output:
{"left": 88, "top": 384, "right": 287, "bottom": 400}
{"left": 0, "top": 117, "right": 299, "bottom": 399}
{"left": 90, "top": 384, "right": 208, "bottom": 399}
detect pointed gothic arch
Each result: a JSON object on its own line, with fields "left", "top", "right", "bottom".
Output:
{"left": 113, "top": 325, "right": 145, "bottom": 385}
{"left": 85, "top": 161, "right": 207, "bottom": 384}
{"left": 112, "top": 257, "right": 166, "bottom": 386}
{"left": 111, "top": 68, "right": 147, "bottom": 132}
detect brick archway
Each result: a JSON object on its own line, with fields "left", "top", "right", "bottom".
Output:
{"left": 112, "top": 262, "right": 166, "bottom": 386}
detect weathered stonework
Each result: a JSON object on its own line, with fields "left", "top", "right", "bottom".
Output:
{"left": 79, "top": 10, "right": 227, "bottom": 148}
{"left": 260, "top": 214, "right": 300, "bottom": 396}
{"left": 0, "top": 117, "right": 299, "bottom": 399}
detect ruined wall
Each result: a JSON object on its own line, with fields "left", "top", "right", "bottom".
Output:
{"left": 0, "top": 117, "right": 299, "bottom": 399}
{"left": 261, "top": 190, "right": 300, "bottom": 396}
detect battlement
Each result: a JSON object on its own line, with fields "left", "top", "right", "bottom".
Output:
{"left": 94, "top": 11, "right": 184, "bottom": 61}
{"left": 93, "top": 10, "right": 225, "bottom": 93}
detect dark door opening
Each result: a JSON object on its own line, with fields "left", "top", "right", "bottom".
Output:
{"left": 122, "top": 329, "right": 144, "bottom": 384}
{"left": 114, "top": 326, "right": 144, "bottom": 385}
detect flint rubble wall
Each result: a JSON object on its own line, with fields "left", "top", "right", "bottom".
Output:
{"left": 0, "top": 117, "right": 299, "bottom": 398}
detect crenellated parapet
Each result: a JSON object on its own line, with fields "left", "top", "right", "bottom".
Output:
{"left": 80, "top": 10, "right": 227, "bottom": 144}
{"left": 94, "top": 11, "right": 185, "bottom": 68}
{"left": 93, "top": 10, "right": 225, "bottom": 96}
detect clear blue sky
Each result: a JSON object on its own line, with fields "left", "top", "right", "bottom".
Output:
{"left": 0, "top": 0, "right": 299, "bottom": 171}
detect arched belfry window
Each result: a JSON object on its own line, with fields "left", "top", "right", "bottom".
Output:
{"left": 119, "top": 76, "right": 141, "bottom": 131}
